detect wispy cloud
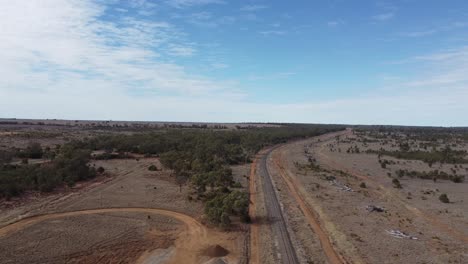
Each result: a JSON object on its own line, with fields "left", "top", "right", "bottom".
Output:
{"left": 167, "top": 44, "right": 196, "bottom": 57}
{"left": 172, "top": 11, "right": 235, "bottom": 27}
{"left": 327, "top": 20, "right": 345, "bottom": 27}
{"left": 0, "top": 0, "right": 237, "bottom": 100}
{"left": 372, "top": 12, "right": 394, "bottom": 21}
{"left": 402, "top": 21, "right": 468, "bottom": 37}
{"left": 240, "top": 5, "right": 268, "bottom": 12}
{"left": 259, "top": 30, "right": 286, "bottom": 36}
{"left": 247, "top": 72, "right": 296, "bottom": 81}
{"left": 166, "top": 0, "right": 225, "bottom": 8}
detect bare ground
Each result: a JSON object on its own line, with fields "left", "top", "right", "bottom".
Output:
{"left": 0, "top": 158, "right": 245, "bottom": 264}
{"left": 273, "top": 130, "right": 467, "bottom": 264}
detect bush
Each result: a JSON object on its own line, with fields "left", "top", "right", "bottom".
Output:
{"left": 19, "top": 142, "right": 44, "bottom": 159}
{"left": 359, "top": 182, "right": 367, "bottom": 188}
{"left": 439, "top": 193, "right": 450, "bottom": 203}
{"left": 97, "top": 166, "right": 105, "bottom": 174}
{"left": 392, "top": 178, "right": 402, "bottom": 189}
{"left": 148, "top": 165, "right": 158, "bottom": 171}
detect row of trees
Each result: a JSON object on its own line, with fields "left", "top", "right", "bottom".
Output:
{"left": 394, "top": 169, "right": 464, "bottom": 183}
{"left": 367, "top": 145, "right": 468, "bottom": 165}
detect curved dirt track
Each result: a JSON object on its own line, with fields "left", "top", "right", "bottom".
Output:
{"left": 315, "top": 131, "right": 468, "bottom": 244}
{"left": 0, "top": 207, "right": 207, "bottom": 264}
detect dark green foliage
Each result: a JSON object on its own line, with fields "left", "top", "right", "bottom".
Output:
{"left": 439, "top": 193, "right": 450, "bottom": 203}
{"left": 394, "top": 169, "right": 464, "bottom": 183}
{"left": 93, "top": 152, "right": 133, "bottom": 160}
{"left": 367, "top": 145, "right": 468, "bottom": 164}
{"left": 204, "top": 190, "right": 250, "bottom": 226}
{"left": 359, "top": 182, "right": 367, "bottom": 188}
{"left": 0, "top": 150, "right": 14, "bottom": 165}
{"left": 0, "top": 143, "right": 95, "bottom": 198}
{"left": 148, "top": 165, "right": 158, "bottom": 171}
{"left": 17, "top": 142, "right": 44, "bottom": 159}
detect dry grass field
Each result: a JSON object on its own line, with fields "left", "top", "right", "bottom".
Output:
{"left": 266, "top": 129, "right": 467, "bottom": 263}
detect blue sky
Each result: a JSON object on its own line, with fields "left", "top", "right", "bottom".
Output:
{"left": 1, "top": 0, "right": 468, "bottom": 125}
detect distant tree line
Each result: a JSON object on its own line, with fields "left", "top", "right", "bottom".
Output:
{"left": 394, "top": 169, "right": 464, "bottom": 183}
{"left": 367, "top": 145, "right": 468, "bottom": 165}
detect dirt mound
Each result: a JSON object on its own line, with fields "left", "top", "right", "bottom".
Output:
{"left": 201, "top": 245, "right": 229, "bottom": 257}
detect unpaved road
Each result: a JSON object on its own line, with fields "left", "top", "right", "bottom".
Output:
{"left": 257, "top": 147, "right": 300, "bottom": 264}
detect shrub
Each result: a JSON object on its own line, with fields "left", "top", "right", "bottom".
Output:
{"left": 439, "top": 193, "right": 450, "bottom": 203}
{"left": 148, "top": 165, "right": 158, "bottom": 171}
{"left": 392, "top": 178, "right": 402, "bottom": 189}
{"left": 359, "top": 182, "right": 367, "bottom": 188}
{"left": 97, "top": 166, "right": 105, "bottom": 174}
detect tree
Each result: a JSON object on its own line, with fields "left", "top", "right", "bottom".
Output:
{"left": 26, "top": 142, "right": 43, "bottom": 159}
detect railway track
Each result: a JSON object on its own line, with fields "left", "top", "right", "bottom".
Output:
{"left": 258, "top": 148, "right": 300, "bottom": 264}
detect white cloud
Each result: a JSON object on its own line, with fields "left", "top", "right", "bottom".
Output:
{"left": 0, "top": 0, "right": 236, "bottom": 100}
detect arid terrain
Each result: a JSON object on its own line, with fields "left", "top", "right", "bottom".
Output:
{"left": 0, "top": 156, "right": 246, "bottom": 264}
{"left": 1, "top": 121, "right": 467, "bottom": 264}
{"left": 249, "top": 128, "right": 467, "bottom": 264}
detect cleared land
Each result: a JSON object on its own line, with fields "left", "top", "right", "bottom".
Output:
{"left": 0, "top": 157, "right": 245, "bottom": 264}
